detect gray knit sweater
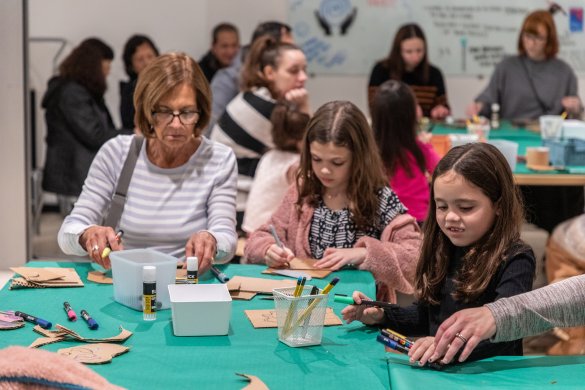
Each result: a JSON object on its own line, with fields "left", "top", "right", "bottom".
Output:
{"left": 486, "top": 274, "right": 585, "bottom": 342}
{"left": 476, "top": 55, "right": 578, "bottom": 120}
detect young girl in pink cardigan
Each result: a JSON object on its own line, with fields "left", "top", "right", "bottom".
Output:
{"left": 244, "top": 100, "right": 422, "bottom": 302}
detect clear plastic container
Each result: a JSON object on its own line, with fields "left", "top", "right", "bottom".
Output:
{"left": 488, "top": 140, "right": 519, "bottom": 171}
{"left": 110, "top": 249, "right": 177, "bottom": 311}
{"left": 273, "top": 286, "right": 328, "bottom": 347}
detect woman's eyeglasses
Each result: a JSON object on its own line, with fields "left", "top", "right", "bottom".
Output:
{"left": 152, "top": 110, "right": 200, "bottom": 126}
{"left": 523, "top": 32, "right": 547, "bottom": 44}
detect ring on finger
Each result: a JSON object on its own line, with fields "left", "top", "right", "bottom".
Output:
{"left": 455, "top": 332, "right": 468, "bottom": 344}
{"left": 92, "top": 244, "right": 99, "bottom": 253}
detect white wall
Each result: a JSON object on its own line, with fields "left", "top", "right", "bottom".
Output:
{"left": 0, "top": 0, "right": 28, "bottom": 267}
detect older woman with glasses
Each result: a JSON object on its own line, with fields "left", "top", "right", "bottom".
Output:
{"left": 58, "top": 53, "right": 238, "bottom": 274}
{"left": 467, "top": 10, "right": 581, "bottom": 120}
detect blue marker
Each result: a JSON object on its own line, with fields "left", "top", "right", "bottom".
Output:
{"left": 80, "top": 309, "right": 99, "bottom": 330}
{"left": 14, "top": 310, "right": 52, "bottom": 329}
{"left": 210, "top": 265, "right": 230, "bottom": 283}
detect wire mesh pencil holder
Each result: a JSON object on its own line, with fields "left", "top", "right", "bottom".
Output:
{"left": 273, "top": 286, "right": 328, "bottom": 347}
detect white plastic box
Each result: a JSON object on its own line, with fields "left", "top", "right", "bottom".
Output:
{"left": 488, "top": 139, "right": 519, "bottom": 172}
{"left": 110, "top": 249, "right": 177, "bottom": 311}
{"left": 168, "top": 284, "right": 232, "bottom": 336}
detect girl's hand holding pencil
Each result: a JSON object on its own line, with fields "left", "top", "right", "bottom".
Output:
{"left": 340, "top": 291, "right": 384, "bottom": 325}
{"left": 266, "top": 224, "right": 294, "bottom": 268}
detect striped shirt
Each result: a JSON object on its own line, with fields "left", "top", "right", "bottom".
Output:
{"left": 487, "top": 274, "right": 585, "bottom": 342}
{"left": 58, "top": 135, "right": 238, "bottom": 262}
{"left": 210, "top": 87, "right": 275, "bottom": 211}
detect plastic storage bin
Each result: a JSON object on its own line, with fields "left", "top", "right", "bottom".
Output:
{"left": 543, "top": 138, "right": 585, "bottom": 166}
{"left": 488, "top": 140, "right": 519, "bottom": 171}
{"left": 110, "top": 249, "right": 177, "bottom": 311}
{"left": 273, "top": 286, "right": 328, "bottom": 347}
{"left": 168, "top": 284, "right": 232, "bottom": 336}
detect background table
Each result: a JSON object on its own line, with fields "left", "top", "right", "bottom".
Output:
{"left": 0, "top": 262, "right": 388, "bottom": 389}
{"left": 432, "top": 122, "right": 585, "bottom": 186}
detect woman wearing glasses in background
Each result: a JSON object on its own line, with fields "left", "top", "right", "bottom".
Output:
{"left": 58, "top": 53, "right": 238, "bottom": 274}
{"left": 468, "top": 9, "right": 582, "bottom": 120}
{"left": 469, "top": 9, "right": 584, "bottom": 235}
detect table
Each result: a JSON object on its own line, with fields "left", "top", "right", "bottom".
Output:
{"left": 0, "top": 262, "right": 388, "bottom": 389}
{"left": 432, "top": 122, "right": 585, "bottom": 186}
{"left": 3, "top": 262, "right": 585, "bottom": 389}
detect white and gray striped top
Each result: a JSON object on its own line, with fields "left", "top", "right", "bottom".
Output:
{"left": 487, "top": 274, "right": 585, "bottom": 342}
{"left": 58, "top": 135, "right": 238, "bottom": 262}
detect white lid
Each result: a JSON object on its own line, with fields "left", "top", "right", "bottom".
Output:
{"left": 186, "top": 256, "right": 198, "bottom": 271}
{"left": 143, "top": 265, "right": 156, "bottom": 282}
{"left": 491, "top": 103, "right": 500, "bottom": 111}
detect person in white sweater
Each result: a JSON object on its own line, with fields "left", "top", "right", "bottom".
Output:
{"left": 58, "top": 53, "right": 237, "bottom": 274}
{"left": 242, "top": 102, "right": 309, "bottom": 233}
{"left": 429, "top": 274, "right": 585, "bottom": 364}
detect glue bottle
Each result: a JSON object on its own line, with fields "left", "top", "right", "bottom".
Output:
{"left": 186, "top": 256, "right": 198, "bottom": 284}
{"left": 490, "top": 103, "right": 500, "bottom": 129}
{"left": 143, "top": 265, "right": 157, "bottom": 321}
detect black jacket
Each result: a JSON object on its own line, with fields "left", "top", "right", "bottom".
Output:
{"left": 119, "top": 78, "right": 136, "bottom": 130}
{"left": 198, "top": 51, "right": 222, "bottom": 83}
{"left": 42, "top": 76, "right": 120, "bottom": 196}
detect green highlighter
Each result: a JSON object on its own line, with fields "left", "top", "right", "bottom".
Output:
{"left": 333, "top": 295, "right": 397, "bottom": 309}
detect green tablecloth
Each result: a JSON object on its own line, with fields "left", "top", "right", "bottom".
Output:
{"left": 3, "top": 262, "right": 585, "bottom": 389}
{"left": 385, "top": 354, "right": 585, "bottom": 389}
{"left": 0, "top": 262, "right": 386, "bottom": 389}
{"left": 432, "top": 122, "right": 543, "bottom": 174}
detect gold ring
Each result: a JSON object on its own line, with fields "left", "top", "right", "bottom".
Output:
{"left": 455, "top": 333, "right": 468, "bottom": 344}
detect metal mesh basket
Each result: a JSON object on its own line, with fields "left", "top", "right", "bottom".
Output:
{"left": 272, "top": 286, "right": 329, "bottom": 347}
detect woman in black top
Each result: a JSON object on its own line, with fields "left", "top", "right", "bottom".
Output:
{"left": 42, "top": 38, "right": 122, "bottom": 209}
{"left": 119, "top": 35, "right": 159, "bottom": 130}
{"left": 368, "top": 23, "right": 449, "bottom": 120}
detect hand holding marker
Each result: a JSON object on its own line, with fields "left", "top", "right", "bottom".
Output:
{"left": 101, "top": 230, "right": 124, "bottom": 259}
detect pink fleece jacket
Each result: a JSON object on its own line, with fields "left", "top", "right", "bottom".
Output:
{"left": 244, "top": 186, "right": 422, "bottom": 302}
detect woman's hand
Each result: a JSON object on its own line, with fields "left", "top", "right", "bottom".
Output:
{"left": 562, "top": 96, "right": 582, "bottom": 115}
{"left": 466, "top": 102, "right": 483, "bottom": 117}
{"left": 341, "top": 291, "right": 384, "bottom": 325}
{"left": 314, "top": 247, "right": 366, "bottom": 270}
{"left": 430, "top": 306, "right": 496, "bottom": 364}
{"left": 430, "top": 104, "right": 450, "bottom": 120}
{"left": 79, "top": 226, "right": 123, "bottom": 269}
{"left": 284, "top": 88, "right": 310, "bottom": 114}
{"left": 408, "top": 336, "right": 436, "bottom": 366}
{"left": 264, "top": 244, "right": 294, "bottom": 268}
{"left": 185, "top": 231, "right": 217, "bottom": 275}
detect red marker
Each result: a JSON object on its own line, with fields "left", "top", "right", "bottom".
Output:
{"left": 63, "top": 301, "right": 77, "bottom": 321}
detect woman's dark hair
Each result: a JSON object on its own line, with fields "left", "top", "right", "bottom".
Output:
{"left": 59, "top": 37, "right": 114, "bottom": 98}
{"left": 416, "top": 143, "right": 525, "bottom": 305}
{"left": 270, "top": 102, "right": 310, "bottom": 152}
{"left": 122, "top": 34, "right": 160, "bottom": 78}
{"left": 382, "top": 23, "right": 429, "bottom": 83}
{"left": 371, "top": 80, "right": 425, "bottom": 178}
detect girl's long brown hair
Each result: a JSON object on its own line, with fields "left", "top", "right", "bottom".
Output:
{"left": 416, "top": 143, "right": 524, "bottom": 304}
{"left": 296, "top": 101, "right": 387, "bottom": 228}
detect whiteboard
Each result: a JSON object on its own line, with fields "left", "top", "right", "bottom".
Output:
{"left": 289, "top": 0, "right": 585, "bottom": 76}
